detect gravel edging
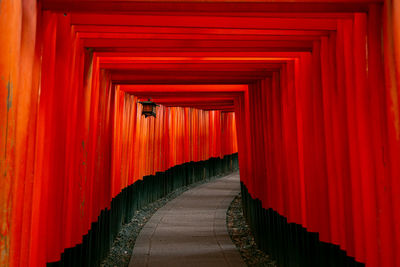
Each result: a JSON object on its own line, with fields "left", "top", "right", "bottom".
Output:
{"left": 226, "top": 193, "right": 277, "bottom": 267}
{"left": 100, "top": 174, "right": 226, "bottom": 267}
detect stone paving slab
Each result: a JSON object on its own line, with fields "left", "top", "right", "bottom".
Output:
{"left": 129, "top": 172, "right": 245, "bottom": 267}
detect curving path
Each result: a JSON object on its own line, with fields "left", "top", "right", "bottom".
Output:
{"left": 129, "top": 172, "right": 246, "bottom": 267}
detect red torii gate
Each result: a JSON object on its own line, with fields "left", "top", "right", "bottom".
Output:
{"left": 1, "top": 0, "right": 399, "bottom": 266}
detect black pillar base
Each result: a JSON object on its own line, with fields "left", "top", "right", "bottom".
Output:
{"left": 47, "top": 153, "right": 239, "bottom": 267}
{"left": 240, "top": 182, "right": 365, "bottom": 267}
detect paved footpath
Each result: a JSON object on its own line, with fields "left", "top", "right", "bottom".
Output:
{"left": 129, "top": 172, "right": 246, "bottom": 267}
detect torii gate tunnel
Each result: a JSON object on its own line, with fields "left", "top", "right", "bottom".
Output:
{"left": 0, "top": 0, "right": 400, "bottom": 266}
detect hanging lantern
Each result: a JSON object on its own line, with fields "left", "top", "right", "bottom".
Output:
{"left": 139, "top": 98, "right": 159, "bottom": 118}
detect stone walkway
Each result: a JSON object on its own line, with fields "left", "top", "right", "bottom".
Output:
{"left": 129, "top": 172, "right": 246, "bottom": 267}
